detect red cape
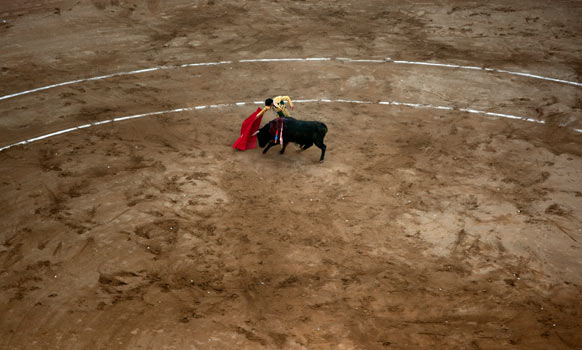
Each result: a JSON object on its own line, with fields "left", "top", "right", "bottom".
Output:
{"left": 232, "top": 107, "right": 263, "bottom": 151}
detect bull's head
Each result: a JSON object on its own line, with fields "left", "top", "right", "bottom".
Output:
{"left": 256, "top": 124, "right": 272, "bottom": 148}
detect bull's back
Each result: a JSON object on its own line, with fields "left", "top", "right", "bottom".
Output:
{"left": 285, "top": 119, "right": 327, "bottom": 140}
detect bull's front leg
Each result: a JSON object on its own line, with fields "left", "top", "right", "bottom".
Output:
{"left": 262, "top": 141, "right": 277, "bottom": 154}
{"left": 280, "top": 142, "right": 289, "bottom": 154}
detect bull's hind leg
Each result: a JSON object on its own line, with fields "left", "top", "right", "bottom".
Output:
{"left": 314, "top": 140, "right": 326, "bottom": 163}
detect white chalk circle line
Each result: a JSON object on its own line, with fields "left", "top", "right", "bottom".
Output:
{"left": 1, "top": 98, "right": 580, "bottom": 153}
{"left": 1, "top": 57, "right": 580, "bottom": 102}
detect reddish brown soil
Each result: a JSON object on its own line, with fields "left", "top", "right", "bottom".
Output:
{"left": 1, "top": 1, "right": 581, "bottom": 349}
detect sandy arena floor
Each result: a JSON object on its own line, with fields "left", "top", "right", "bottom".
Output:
{"left": 1, "top": 1, "right": 581, "bottom": 349}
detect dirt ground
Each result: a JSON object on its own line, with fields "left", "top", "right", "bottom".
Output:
{"left": 1, "top": 0, "right": 582, "bottom": 349}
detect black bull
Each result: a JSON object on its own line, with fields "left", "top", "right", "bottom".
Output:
{"left": 257, "top": 118, "right": 328, "bottom": 162}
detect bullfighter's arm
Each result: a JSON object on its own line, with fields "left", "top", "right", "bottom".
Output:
{"left": 256, "top": 106, "right": 269, "bottom": 119}
{"left": 278, "top": 96, "right": 294, "bottom": 109}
